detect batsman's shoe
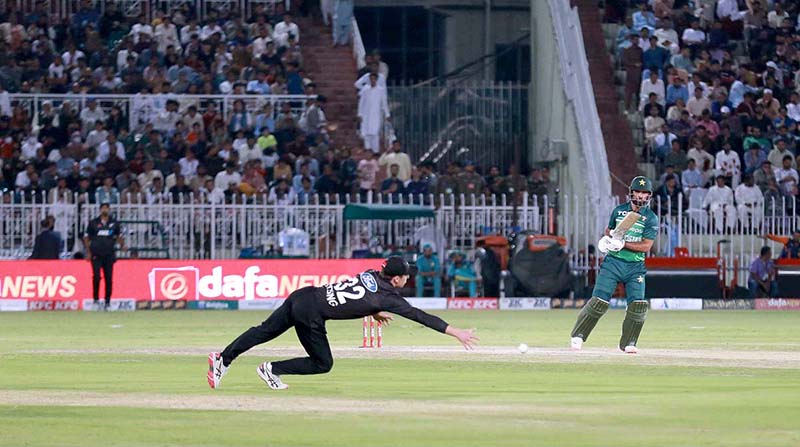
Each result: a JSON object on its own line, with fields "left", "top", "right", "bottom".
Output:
{"left": 623, "top": 345, "right": 639, "bottom": 354}
{"left": 207, "top": 352, "right": 228, "bottom": 389}
{"left": 257, "top": 362, "right": 289, "bottom": 390}
{"left": 570, "top": 337, "right": 583, "bottom": 350}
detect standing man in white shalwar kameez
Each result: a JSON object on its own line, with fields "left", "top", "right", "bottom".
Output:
{"left": 357, "top": 73, "right": 390, "bottom": 154}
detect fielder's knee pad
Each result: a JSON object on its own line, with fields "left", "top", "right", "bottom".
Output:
{"left": 570, "top": 296, "right": 609, "bottom": 341}
{"left": 619, "top": 300, "right": 648, "bottom": 351}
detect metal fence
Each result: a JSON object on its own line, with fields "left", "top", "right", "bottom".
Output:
{"left": 6, "top": 189, "right": 795, "bottom": 287}
{"left": 9, "top": 93, "right": 316, "bottom": 133}
{"left": 9, "top": 0, "right": 291, "bottom": 21}
{"left": 387, "top": 81, "right": 529, "bottom": 170}
{"left": 566, "top": 192, "right": 800, "bottom": 288}
{"left": 1, "top": 192, "right": 549, "bottom": 261}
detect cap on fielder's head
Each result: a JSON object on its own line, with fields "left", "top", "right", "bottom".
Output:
{"left": 382, "top": 256, "right": 418, "bottom": 277}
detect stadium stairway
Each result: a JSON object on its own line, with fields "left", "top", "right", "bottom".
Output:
{"left": 573, "top": 0, "right": 638, "bottom": 198}
{"left": 296, "top": 17, "right": 362, "bottom": 152}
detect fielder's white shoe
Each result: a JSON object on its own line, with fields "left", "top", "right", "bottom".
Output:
{"left": 570, "top": 337, "right": 583, "bottom": 350}
{"left": 207, "top": 352, "right": 228, "bottom": 389}
{"left": 623, "top": 345, "right": 639, "bottom": 354}
{"left": 257, "top": 362, "right": 289, "bottom": 390}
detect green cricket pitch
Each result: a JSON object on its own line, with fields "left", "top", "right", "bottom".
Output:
{"left": 1, "top": 310, "right": 799, "bottom": 446}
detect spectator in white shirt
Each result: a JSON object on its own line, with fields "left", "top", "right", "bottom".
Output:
{"left": 61, "top": 42, "right": 85, "bottom": 67}
{"left": 200, "top": 21, "right": 224, "bottom": 41}
{"left": 201, "top": 178, "right": 225, "bottom": 204}
{"left": 273, "top": 13, "right": 300, "bottom": 48}
{"left": 137, "top": 159, "right": 164, "bottom": 189}
{"left": 85, "top": 121, "right": 109, "bottom": 149}
{"left": 703, "top": 175, "right": 736, "bottom": 232}
{"left": 180, "top": 19, "right": 201, "bottom": 45}
{"left": 774, "top": 155, "right": 799, "bottom": 197}
{"left": 154, "top": 16, "right": 179, "bottom": 53}
{"left": 681, "top": 158, "right": 706, "bottom": 196}
{"left": 214, "top": 162, "right": 242, "bottom": 191}
{"left": 153, "top": 100, "right": 181, "bottom": 133}
{"left": 681, "top": 20, "right": 706, "bottom": 47}
{"left": 79, "top": 99, "right": 107, "bottom": 136}
{"left": 238, "top": 136, "right": 262, "bottom": 164}
{"left": 735, "top": 175, "right": 764, "bottom": 230}
{"left": 716, "top": 0, "right": 745, "bottom": 21}
{"left": 767, "top": 2, "right": 789, "bottom": 29}
{"left": 686, "top": 73, "right": 711, "bottom": 99}
{"left": 47, "top": 55, "right": 68, "bottom": 89}
{"left": 96, "top": 133, "right": 126, "bottom": 164}
{"left": 768, "top": 139, "right": 796, "bottom": 170}
{"left": 251, "top": 28, "right": 273, "bottom": 58}
{"left": 786, "top": 93, "right": 800, "bottom": 123}
{"left": 146, "top": 176, "right": 168, "bottom": 204}
{"left": 116, "top": 40, "right": 138, "bottom": 72}
{"left": 130, "top": 16, "right": 153, "bottom": 44}
{"left": 20, "top": 135, "right": 42, "bottom": 161}
{"left": 268, "top": 178, "right": 297, "bottom": 205}
{"left": 15, "top": 163, "right": 36, "bottom": 189}
{"left": 715, "top": 142, "right": 742, "bottom": 188}
{"left": 640, "top": 71, "right": 665, "bottom": 109}
{"left": 687, "top": 144, "right": 715, "bottom": 170}
{"left": 687, "top": 87, "right": 711, "bottom": 118}
{"left": 178, "top": 149, "right": 199, "bottom": 179}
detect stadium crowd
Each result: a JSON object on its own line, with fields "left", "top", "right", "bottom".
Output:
{"left": 0, "top": 2, "right": 554, "bottom": 208}
{"left": 611, "top": 0, "right": 800, "bottom": 228}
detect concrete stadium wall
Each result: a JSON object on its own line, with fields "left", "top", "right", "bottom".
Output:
{"left": 530, "top": 0, "right": 614, "bottom": 237}
{"left": 528, "top": 5, "right": 584, "bottom": 197}
{"left": 442, "top": 9, "right": 530, "bottom": 78}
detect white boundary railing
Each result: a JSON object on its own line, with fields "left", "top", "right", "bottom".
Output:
{"left": 4, "top": 189, "right": 795, "bottom": 286}
{"left": 10, "top": 93, "right": 317, "bottom": 132}
{"left": 1, "top": 192, "right": 548, "bottom": 262}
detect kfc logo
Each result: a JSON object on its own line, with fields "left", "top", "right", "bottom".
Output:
{"left": 446, "top": 298, "right": 499, "bottom": 310}
{"left": 28, "top": 299, "right": 79, "bottom": 311}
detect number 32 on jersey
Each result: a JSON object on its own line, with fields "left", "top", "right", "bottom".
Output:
{"left": 325, "top": 277, "right": 364, "bottom": 306}
{"left": 324, "top": 273, "right": 378, "bottom": 307}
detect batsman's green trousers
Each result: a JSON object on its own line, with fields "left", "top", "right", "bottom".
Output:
{"left": 592, "top": 255, "right": 646, "bottom": 304}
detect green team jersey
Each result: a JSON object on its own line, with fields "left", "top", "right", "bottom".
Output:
{"left": 606, "top": 202, "right": 659, "bottom": 263}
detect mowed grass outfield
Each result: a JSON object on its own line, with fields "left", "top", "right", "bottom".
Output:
{"left": 1, "top": 310, "right": 799, "bottom": 447}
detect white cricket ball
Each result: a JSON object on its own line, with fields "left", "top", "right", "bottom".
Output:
{"left": 518, "top": 343, "right": 529, "bottom": 353}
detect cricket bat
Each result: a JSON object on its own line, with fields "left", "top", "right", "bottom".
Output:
{"left": 611, "top": 212, "right": 641, "bottom": 240}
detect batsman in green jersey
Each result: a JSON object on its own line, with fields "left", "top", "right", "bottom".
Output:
{"left": 570, "top": 176, "right": 659, "bottom": 354}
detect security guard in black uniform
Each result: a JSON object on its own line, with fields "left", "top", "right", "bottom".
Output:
{"left": 83, "top": 202, "right": 125, "bottom": 311}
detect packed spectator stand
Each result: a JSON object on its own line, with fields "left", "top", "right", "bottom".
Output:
{"left": 0, "top": 2, "right": 554, "bottom": 211}
{"left": 606, "top": 0, "right": 800, "bottom": 231}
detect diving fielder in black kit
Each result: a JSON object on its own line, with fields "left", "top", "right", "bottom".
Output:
{"left": 208, "top": 256, "right": 479, "bottom": 390}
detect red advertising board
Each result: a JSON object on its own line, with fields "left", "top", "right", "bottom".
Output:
{"left": 446, "top": 297, "right": 499, "bottom": 310}
{"left": 0, "top": 259, "right": 382, "bottom": 302}
{"left": 754, "top": 298, "right": 800, "bottom": 310}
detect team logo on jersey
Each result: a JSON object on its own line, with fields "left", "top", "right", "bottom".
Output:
{"left": 360, "top": 272, "right": 378, "bottom": 293}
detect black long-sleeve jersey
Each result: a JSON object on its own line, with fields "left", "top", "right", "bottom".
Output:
{"left": 295, "top": 270, "right": 449, "bottom": 333}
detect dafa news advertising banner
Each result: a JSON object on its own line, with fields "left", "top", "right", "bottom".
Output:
{"left": 0, "top": 259, "right": 383, "bottom": 310}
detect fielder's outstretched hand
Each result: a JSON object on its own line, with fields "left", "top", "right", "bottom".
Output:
{"left": 446, "top": 326, "right": 480, "bottom": 350}
{"left": 372, "top": 312, "right": 394, "bottom": 325}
